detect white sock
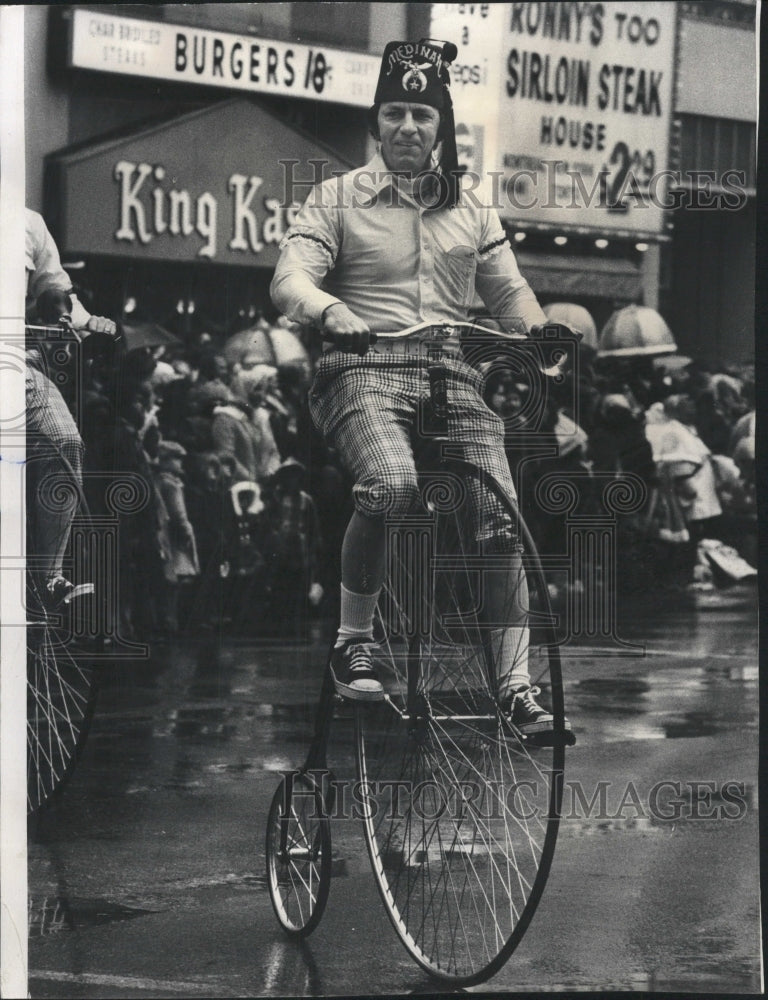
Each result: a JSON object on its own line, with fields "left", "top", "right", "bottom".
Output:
{"left": 335, "top": 584, "right": 380, "bottom": 647}
{"left": 492, "top": 626, "right": 530, "bottom": 697}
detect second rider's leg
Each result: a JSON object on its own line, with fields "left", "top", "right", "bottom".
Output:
{"left": 26, "top": 365, "right": 85, "bottom": 604}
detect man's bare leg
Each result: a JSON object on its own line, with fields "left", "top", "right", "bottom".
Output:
{"left": 335, "top": 511, "right": 386, "bottom": 646}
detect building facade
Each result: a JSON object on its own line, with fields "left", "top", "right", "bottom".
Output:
{"left": 24, "top": 2, "right": 755, "bottom": 363}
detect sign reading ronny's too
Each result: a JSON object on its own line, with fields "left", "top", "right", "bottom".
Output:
{"left": 430, "top": 2, "right": 677, "bottom": 235}
{"left": 68, "top": 8, "right": 380, "bottom": 107}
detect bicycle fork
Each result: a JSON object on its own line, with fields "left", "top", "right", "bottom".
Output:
{"left": 277, "top": 652, "right": 339, "bottom": 858}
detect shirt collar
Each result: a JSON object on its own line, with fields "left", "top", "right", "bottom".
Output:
{"left": 354, "top": 153, "right": 442, "bottom": 209}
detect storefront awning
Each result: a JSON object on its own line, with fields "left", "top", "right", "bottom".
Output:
{"left": 45, "top": 98, "right": 352, "bottom": 269}
{"left": 516, "top": 252, "right": 641, "bottom": 300}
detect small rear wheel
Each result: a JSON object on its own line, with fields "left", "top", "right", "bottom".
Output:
{"left": 266, "top": 770, "right": 332, "bottom": 936}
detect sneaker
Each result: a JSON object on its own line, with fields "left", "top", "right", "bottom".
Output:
{"left": 501, "top": 685, "right": 572, "bottom": 738}
{"left": 329, "top": 641, "right": 384, "bottom": 702}
{"left": 43, "top": 576, "right": 94, "bottom": 611}
{"left": 44, "top": 575, "right": 74, "bottom": 609}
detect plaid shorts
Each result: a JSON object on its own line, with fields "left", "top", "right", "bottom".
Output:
{"left": 26, "top": 362, "right": 83, "bottom": 479}
{"left": 308, "top": 352, "right": 517, "bottom": 542}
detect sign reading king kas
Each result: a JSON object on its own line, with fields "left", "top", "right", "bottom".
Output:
{"left": 68, "top": 7, "right": 380, "bottom": 107}
{"left": 430, "top": 2, "right": 677, "bottom": 236}
{"left": 48, "top": 100, "right": 350, "bottom": 267}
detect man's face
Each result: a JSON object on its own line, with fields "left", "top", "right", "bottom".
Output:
{"left": 378, "top": 102, "right": 441, "bottom": 174}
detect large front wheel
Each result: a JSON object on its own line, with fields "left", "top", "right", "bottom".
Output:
{"left": 356, "top": 462, "right": 569, "bottom": 985}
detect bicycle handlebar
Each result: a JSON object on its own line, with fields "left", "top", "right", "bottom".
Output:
{"left": 322, "top": 321, "right": 580, "bottom": 378}
{"left": 26, "top": 319, "right": 83, "bottom": 344}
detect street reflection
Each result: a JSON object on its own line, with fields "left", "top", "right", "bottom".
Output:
{"left": 260, "top": 939, "right": 323, "bottom": 997}
{"left": 29, "top": 896, "right": 156, "bottom": 937}
{"left": 28, "top": 589, "right": 758, "bottom": 996}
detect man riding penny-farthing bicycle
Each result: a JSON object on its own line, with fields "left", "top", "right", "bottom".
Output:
{"left": 267, "top": 38, "right": 577, "bottom": 985}
{"left": 271, "top": 38, "right": 569, "bottom": 734}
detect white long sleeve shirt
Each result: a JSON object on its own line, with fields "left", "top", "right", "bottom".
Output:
{"left": 270, "top": 154, "right": 546, "bottom": 338}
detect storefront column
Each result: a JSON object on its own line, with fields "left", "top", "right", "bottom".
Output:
{"left": 641, "top": 244, "right": 661, "bottom": 310}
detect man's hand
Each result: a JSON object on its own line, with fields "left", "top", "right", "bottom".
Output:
{"left": 84, "top": 315, "right": 118, "bottom": 339}
{"left": 530, "top": 322, "right": 579, "bottom": 378}
{"left": 322, "top": 302, "right": 373, "bottom": 356}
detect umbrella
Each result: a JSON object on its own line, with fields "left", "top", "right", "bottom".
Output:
{"left": 598, "top": 305, "right": 677, "bottom": 358}
{"left": 543, "top": 302, "right": 598, "bottom": 351}
{"left": 223, "top": 323, "right": 309, "bottom": 368}
{"left": 652, "top": 354, "right": 693, "bottom": 373}
{"left": 122, "top": 321, "right": 181, "bottom": 352}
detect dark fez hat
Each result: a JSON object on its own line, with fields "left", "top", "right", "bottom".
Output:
{"left": 373, "top": 39, "right": 461, "bottom": 207}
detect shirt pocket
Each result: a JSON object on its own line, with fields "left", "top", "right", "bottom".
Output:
{"left": 444, "top": 245, "right": 477, "bottom": 308}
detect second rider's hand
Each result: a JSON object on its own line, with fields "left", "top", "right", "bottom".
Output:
{"left": 85, "top": 315, "right": 119, "bottom": 339}
{"left": 322, "top": 302, "right": 372, "bottom": 356}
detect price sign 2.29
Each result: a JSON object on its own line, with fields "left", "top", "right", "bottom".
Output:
{"left": 601, "top": 141, "right": 656, "bottom": 214}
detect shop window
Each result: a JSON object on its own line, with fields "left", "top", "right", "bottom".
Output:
{"left": 677, "top": 114, "right": 756, "bottom": 192}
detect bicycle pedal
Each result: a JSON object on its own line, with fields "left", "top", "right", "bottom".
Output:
{"left": 525, "top": 729, "right": 577, "bottom": 748}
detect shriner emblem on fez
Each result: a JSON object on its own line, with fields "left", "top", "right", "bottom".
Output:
{"left": 401, "top": 61, "right": 431, "bottom": 92}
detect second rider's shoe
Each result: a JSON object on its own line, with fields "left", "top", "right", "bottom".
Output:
{"left": 501, "top": 685, "right": 572, "bottom": 738}
{"left": 329, "top": 640, "right": 384, "bottom": 702}
{"left": 44, "top": 575, "right": 74, "bottom": 610}
{"left": 43, "top": 575, "right": 95, "bottom": 612}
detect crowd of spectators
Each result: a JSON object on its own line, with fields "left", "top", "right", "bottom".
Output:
{"left": 76, "top": 317, "right": 350, "bottom": 641}
{"left": 68, "top": 313, "right": 755, "bottom": 642}
{"left": 482, "top": 336, "right": 757, "bottom": 601}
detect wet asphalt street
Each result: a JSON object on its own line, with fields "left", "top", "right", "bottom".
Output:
{"left": 28, "top": 584, "right": 760, "bottom": 997}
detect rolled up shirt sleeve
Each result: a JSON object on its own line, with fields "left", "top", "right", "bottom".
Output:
{"left": 474, "top": 205, "right": 547, "bottom": 333}
{"left": 25, "top": 210, "right": 72, "bottom": 306}
{"left": 270, "top": 187, "right": 343, "bottom": 326}
{"left": 25, "top": 209, "right": 93, "bottom": 328}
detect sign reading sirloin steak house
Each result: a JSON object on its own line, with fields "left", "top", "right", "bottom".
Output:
{"left": 48, "top": 100, "right": 350, "bottom": 267}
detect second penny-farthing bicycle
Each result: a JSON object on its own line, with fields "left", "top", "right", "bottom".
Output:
{"left": 25, "top": 321, "right": 105, "bottom": 814}
{"left": 266, "top": 322, "right": 577, "bottom": 986}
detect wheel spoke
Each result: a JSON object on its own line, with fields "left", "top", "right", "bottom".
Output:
{"left": 27, "top": 607, "right": 96, "bottom": 812}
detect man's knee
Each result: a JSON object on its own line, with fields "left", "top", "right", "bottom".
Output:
{"left": 477, "top": 506, "right": 520, "bottom": 554}
{"left": 354, "top": 472, "right": 419, "bottom": 517}
{"left": 480, "top": 529, "right": 522, "bottom": 556}
{"left": 44, "top": 415, "right": 84, "bottom": 462}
